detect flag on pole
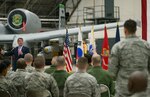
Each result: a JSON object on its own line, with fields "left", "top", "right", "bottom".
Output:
{"left": 63, "top": 29, "right": 73, "bottom": 72}
{"left": 101, "top": 26, "right": 109, "bottom": 70}
{"left": 77, "top": 26, "right": 84, "bottom": 59}
{"left": 88, "top": 25, "right": 96, "bottom": 55}
{"left": 115, "top": 23, "right": 120, "bottom": 43}
{"left": 141, "top": 0, "right": 150, "bottom": 42}
{"left": 22, "top": 21, "right": 26, "bottom": 32}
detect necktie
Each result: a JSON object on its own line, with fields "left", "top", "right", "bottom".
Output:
{"left": 18, "top": 46, "right": 22, "bottom": 55}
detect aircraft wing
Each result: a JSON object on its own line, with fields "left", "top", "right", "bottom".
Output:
{"left": 26, "top": 22, "right": 124, "bottom": 42}
{"left": 0, "top": 35, "right": 14, "bottom": 43}
{"left": 0, "top": 22, "right": 124, "bottom": 46}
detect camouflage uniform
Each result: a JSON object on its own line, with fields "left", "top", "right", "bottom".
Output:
{"left": 88, "top": 66, "right": 115, "bottom": 97}
{"left": 11, "top": 69, "right": 29, "bottom": 97}
{"left": 130, "top": 92, "right": 147, "bottom": 97}
{"left": 45, "top": 65, "right": 56, "bottom": 74}
{"left": 6, "top": 69, "right": 14, "bottom": 79}
{"left": 146, "top": 74, "right": 150, "bottom": 97}
{"left": 0, "top": 75, "right": 17, "bottom": 97}
{"left": 52, "top": 70, "right": 70, "bottom": 97}
{"left": 64, "top": 70, "right": 99, "bottom": 97}
{"left": 25, "top": 69, "right": 59, "bottom": 97}
{"left": 26, "top": 64, "right": 34, "bottom": 73}
{"left": 109, "top": 35, "right": 150, "bottom": 97}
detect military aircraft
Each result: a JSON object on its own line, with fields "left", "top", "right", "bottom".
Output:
{"left": 0, "top": 8, "right": 124, "bottom": 54}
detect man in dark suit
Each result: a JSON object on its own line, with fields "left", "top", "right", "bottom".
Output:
{"left": 1, "top": 38, "right": 30, "bottom": 71}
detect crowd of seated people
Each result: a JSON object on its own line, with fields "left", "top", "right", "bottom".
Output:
{"left": 0, "top": 52, "right": 149, "bottom": 97}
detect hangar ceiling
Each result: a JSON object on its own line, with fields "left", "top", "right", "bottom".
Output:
{"left": 0, "top": 0, "right": 68, "bottom": 19}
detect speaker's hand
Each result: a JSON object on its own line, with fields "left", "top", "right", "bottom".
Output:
{"left": 0, "top": 49, "right": 5, "bottom": 55}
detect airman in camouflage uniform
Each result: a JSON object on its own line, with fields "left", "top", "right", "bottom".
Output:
{"left": 2, "top": 59, "right": 14, "bottom": 79}
{"left": 25, "top": 56, "right": 59, "bottom": 97}
{"left": 24, "top": 53, "right": 34, "bottom": 73}
{"left": 11, "top": 58, "right": 29, "bottom": 97}
{"left": 0, "top": 60, "right": 17, "bottom": 97}
{"left": 109, "top": 19, "right": 150, "bottom": 97}
{"left": 0, "top": 75, "right": 17, "bottom": 97}
{"left": 128, "top": 71, "right": 148, "bottom": 97}
{"left": 64, "top": 57, "right": 99, "bottom": 97}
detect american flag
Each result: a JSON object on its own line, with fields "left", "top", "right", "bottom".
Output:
{"left": 63, "top": 29, "right": 73, "bottom": 72}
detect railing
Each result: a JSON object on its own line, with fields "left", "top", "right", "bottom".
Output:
{"left": 83, "top": 5, "right": 120, "bottom": 20}
{"left": 67, "top": 5, "right": 120, "bottom": 26}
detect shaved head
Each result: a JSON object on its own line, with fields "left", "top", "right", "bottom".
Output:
{"left": 92, "top": 53, "right": 101, "bottom": 66}
{"left": 17, "top": 58, "right": 27, "bottom": 69}
{"left": 56, "top": 56, "right": 65, "bottom": 66}
{"left": 124, "top": 19, "right": 137, "bottom": 34}
{"left": 34, "top": 56, "right": 45, "bottom": 69}
{"left": 77, "top": 57, "right": 88, "bottom": 70}
{"left": 24, "top": 53, "right": 33, "bottom": 63}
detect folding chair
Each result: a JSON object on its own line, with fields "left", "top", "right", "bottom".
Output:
{"left": 0, "top": 89, "right": 11, "bottom": 97}
{"left": 99, "top": 84, "right": 110, "bottom": 97}
{"left": 66, "top": 93, "right": 90, "bottom": 97}
{"left": 25, "top": 89, "right": 52, "bottom": 97}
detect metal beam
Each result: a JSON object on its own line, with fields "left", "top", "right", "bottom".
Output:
{"left": 35, "top": 0, "right": 41, "bottom": 15}
{"left": 48, "top": 0, "right": 64, "bottom": 16}
{"left": 27, "top": 0, "right": 38, "bottom": 10}
{"left": 67, "top": 0, "right": 81, "bottom": 21}
{"left": 24, "top": 0, "right": 31, "bottom": 9}
{"left": 0, "top": 0, "right": 7, "bottom": 10}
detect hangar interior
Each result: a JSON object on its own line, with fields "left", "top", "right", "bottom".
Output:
{"left": 0, "top": 0, "right": 121, "bottom": 64}
{"left": 0, "top": 0, "right": 120, "bottom": 29}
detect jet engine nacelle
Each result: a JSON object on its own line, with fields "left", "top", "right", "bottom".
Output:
{"left": 7, "top": 8, "right": 41, "bottom": 34}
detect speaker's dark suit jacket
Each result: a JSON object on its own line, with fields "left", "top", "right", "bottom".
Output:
{"left": 5, "top": 46, "right": 30, "bottom": 71}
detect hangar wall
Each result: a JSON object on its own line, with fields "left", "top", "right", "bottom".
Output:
{"left": 66, "top": 0, "right": 142, "bottom": 39}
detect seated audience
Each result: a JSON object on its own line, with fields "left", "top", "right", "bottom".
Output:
{"left": 52, "top": 56, "right": 70, "bottom": 97}
{"left": 88, "top": 53, "right": 115, "bottom": 97}
{"left": 0, "top": 60, "right": 17, "bottom": 97}
{"left": 25, "top": 56, "right": 59, "bottom": 97}
{"left": 128, "top": 71, "right": 148, "bottom": 97}
{"left": 3, "top": 59, "right": 14, "bottom": 79}
{"left": 24, "top": 53, "right": 34, "bottom": 73}
{"left": 11, "top": 58, "right": 29, "bottom": 97}
{"left": 64, "top": 57, "right": 99, "bottom": 97}
{"left": 45, "top": 56, "right": 58, "bottom": 74}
